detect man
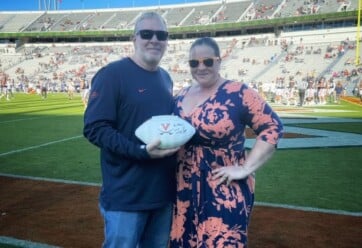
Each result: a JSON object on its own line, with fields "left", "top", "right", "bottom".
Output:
{"left": 80, "top": 78, "right": 90, "bottom": 109}
{"left": 83, "top": 12, "right": 178, "bottom": 248}
{"left": 67, "top": 77, "right": 75, "bottom": 100}
{"left": 297, "top": 78, "right": 308, "bottom": 107}
{"left": 40, "top": 79, "right": 48, "bottom": 99}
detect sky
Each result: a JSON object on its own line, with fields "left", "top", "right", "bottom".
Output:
{"left": 0, "top": 0, "right": 214, "bottom": 11}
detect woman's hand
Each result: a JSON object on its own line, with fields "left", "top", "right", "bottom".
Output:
{"left": 212, "top": 140, "right": 276, "bottom": 186}
{"left": 212, "top": 165, "right": 250, "bottom": 186}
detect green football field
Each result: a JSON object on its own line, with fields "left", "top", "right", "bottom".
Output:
{"left": 0, "top": 93, "right": 361, "bottom": 214}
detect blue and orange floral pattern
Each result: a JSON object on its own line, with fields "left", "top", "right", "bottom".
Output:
{"left": 170, "top": 80, "right": 283, "bottom": 248}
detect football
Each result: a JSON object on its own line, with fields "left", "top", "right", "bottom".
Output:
{"left": 135, "top": 115, "right": 195, "bottom": 149}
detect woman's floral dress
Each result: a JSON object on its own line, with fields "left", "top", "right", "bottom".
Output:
{"left": 170, "top": 81, "right": 283, "bottom": 248}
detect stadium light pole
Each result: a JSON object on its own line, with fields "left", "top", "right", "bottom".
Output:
{"left": 356, "top": 0, "right": 361, "bottom": 65}
{"left": 43, "top": 0, "right": 47, "bottom": 10}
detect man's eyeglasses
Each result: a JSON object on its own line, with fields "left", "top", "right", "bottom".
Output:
{"left": 188, "top": 57, "right": 220, "bottom": 68}
{"left": 136, "top": 29, "right": 169, "bottom": 41}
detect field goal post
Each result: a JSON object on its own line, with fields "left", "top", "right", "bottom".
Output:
{"left": 356, "top": 0, "right": 362, "bottom": 65}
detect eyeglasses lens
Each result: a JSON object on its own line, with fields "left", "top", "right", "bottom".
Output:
{"left": 203, "top": 58, "right": 214, "bottom": 67}
{"left": 188, "top": 58, "right": 216, "bottom": 68}
{"left": 138, "top": 30, "right": 168, "bottom": 41}
{"left": 189, "top": 60, "right": 199, "bottom": 68}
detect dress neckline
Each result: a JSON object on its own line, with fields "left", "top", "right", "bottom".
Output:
{"left": 180, "top": 80, "right": 230, "bottom": 117}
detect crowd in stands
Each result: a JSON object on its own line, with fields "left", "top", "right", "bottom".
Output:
{"left": 0, "top": 0, "right": 358, "bottom": 33}
{"left": 0, "top": 27, "right": 361, "bottom": 105}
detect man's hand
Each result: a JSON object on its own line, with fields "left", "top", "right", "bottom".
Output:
{"left": 146, "top": 139, "right": 179, "bottom": 159}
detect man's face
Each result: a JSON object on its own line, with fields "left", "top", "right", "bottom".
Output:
{"left": 133, "top": 18, "right": 168, "bottom": 69}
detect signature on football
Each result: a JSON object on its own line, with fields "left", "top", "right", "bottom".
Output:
{"left": 159, "top": 123, "right": 188, "bottom": 135}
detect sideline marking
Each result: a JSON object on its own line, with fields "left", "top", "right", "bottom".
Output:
{"left": 1, "top": 173, "right": 361, "bottom": 217}
{"left": 0, "top": 173, "right": 100, "bottom": 187}
{"left": 255, "top": 201, "right": 362, "bottom": 217}
{"left": 0, "top": 116, "right": 49, "bottom": 124}
{"left": 0, "top": 135, "right": 83, "bottom": 157}
{"left": 0, "top": 236, "right": 60, "bottom": 248}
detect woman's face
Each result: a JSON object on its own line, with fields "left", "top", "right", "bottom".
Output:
{"left": 189, "top": 44, "right": 220, "bottom": 88}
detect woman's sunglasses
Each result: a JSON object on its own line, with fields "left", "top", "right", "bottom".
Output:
{"left": 188, "top": 57, "right": 220, "bottom": 68}
{"left": 136, "top": 29, "right": 169, "bottom": 41}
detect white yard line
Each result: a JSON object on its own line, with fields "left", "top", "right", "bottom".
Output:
{"left": 0, "top": 173, "right": 100, "bottom": 187}
{"left": 0, "top": 116, "right": 49, "bottom": 124}
{"left": 254, "top": 201, "right": 362, "bottom": 217}
{"left": 0, "top": 135, "right": 83, "bottom": 157}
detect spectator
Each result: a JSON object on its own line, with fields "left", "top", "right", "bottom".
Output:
{"left": 334, "top": 80, "right": 344, "bottom": 104}
{"left": 297, "top": 78, "right": 308, "bottom": 106}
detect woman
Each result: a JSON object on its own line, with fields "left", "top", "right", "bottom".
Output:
{"left": 170, "top": 37, "right": 283, "bottom": 247}
{"left": 334, "top": 80, "right": 344, "bottom": 104}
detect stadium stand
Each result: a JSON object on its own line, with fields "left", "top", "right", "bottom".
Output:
{"left": 0, "top": 0, "right": 358, "bottom": 32}
{"left": 0, "top": 0, "right": 360, "bottom": 104}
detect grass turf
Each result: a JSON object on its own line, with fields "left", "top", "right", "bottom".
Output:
{"left": 0, "top": 93, "right": 361, "bottom": 213}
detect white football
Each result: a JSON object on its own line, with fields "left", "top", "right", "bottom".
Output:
{"left": 135, "top": 115, "right": 195, "bottom": 149}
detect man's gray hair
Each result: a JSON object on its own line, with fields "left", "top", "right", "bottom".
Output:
{"left": 134, "top": 12, "right": 167, "bottom": 33}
